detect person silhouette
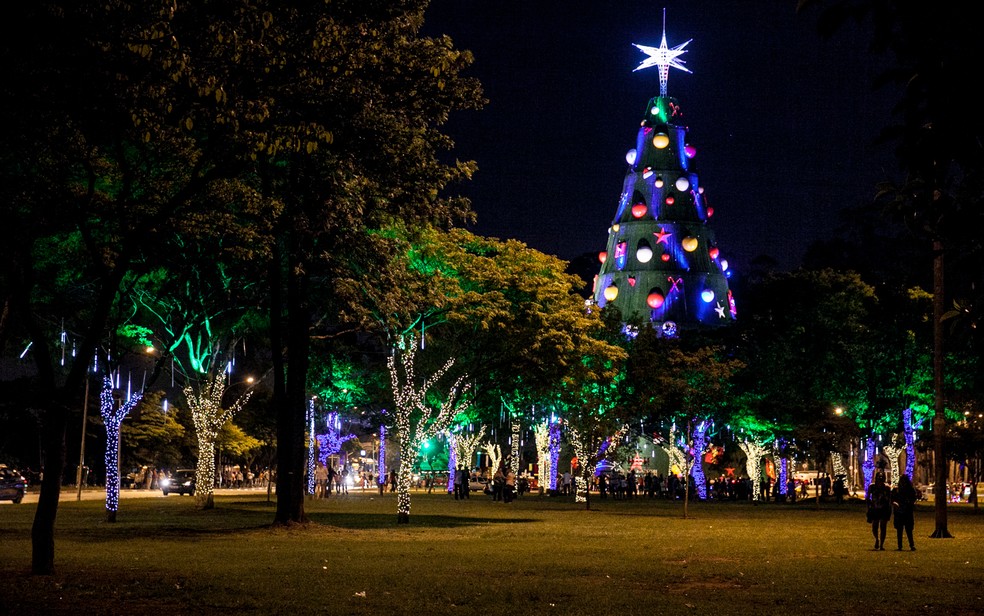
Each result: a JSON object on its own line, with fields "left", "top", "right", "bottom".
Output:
{"left": 866, "top": 472, "right": 892, "bottom": 550}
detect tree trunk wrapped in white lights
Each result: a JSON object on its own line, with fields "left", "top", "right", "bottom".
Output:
{"left": 184, "top": 372, "right": 253, "bottom": 509}
{"left": 831, "top": 453, "right": 850, "bottom": 491}
{"left": 510, "top": 421, "right": 521, "bottom": 475}
{"left": 483, "top": 441, "right": 502, "bottom": 478}
{"left": 388, "top": 336, "right": 471, "bottom": 523}
{"left": 883, "top": 435, "right": 904, "bottom": 487}
{"left": 738, "top": 440, "right": 768, "bottom": 502}
{"left": 569, "top": 424, "right": 629, "bottom": 506}
{"left": 100, "top": 376, "right": 143, "bottom": 522}
{"left": 534, "top": 421, "right": 551, "bottom": 493}
{"left": 454, "top": 425, "right": 485, "bottom": 471}
{"left": 658, "top": 427, "right": 687, "bottom": 479}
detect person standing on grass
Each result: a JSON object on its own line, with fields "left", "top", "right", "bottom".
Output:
{"left": 492, "top": 467, "right": 505, "bottom": 501}
{"left": 453, "top": 465, "right": 466, "bottom": 500}
{"left": 866, "top": 471, "right": 892, "bottom": 550}
{"left": 339, "top": 467, "right": 349, "bottom": 494}
{"left": 833, "top": 475, "right": 846, "bottom": 504}
{"left": 326, "top": 464, "right": 336, "bottom": 496}
{"left": 892, "top": 474, "right": 918, "bottom": 551}
{"left": 504, "top": 468, "right": 516, "bottom": 503}
{"left": 314, "top": 462, "right": 328, "bottom": 499}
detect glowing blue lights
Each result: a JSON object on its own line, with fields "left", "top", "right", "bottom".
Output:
{"left": 378, "top": 424, "right": 387, "bottom": 485}
{"left": 100, "top": 376, "right": 143, "bottom": 514}
{"left": 690, "top": 420, "right": 709, "bottom": 500}
{"left": 316, "top": 411, "right": 357, "bottom": 467}
{"left": 549, "top": 420, "right": 562, "bottom": 491}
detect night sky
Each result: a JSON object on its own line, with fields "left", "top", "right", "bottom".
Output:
{"left": 423, "top": 1, "right": 900, "bottom": 273}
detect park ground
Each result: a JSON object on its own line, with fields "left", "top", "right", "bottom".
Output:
{"left": 1, "top": 487, "right": 983, "bottom": 615}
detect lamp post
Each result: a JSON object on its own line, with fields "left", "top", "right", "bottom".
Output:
{"left": 76, "top": 373, "right": 90, "bottom": 501}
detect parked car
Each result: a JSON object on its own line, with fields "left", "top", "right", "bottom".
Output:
{"left": 160, "top": 469, "right": 196, "bottom": 496}
{"left": 0, "top": 465, "right": 27, "bottom": 504}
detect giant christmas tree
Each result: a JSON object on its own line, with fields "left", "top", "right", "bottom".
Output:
{"left": 593, "top": 19, "right": 736, "bottom": 336}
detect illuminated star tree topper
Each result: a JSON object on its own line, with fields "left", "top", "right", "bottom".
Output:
{"left": 632, "top": 8, "right": 692, "bottom": 97}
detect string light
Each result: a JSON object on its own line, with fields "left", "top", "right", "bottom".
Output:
{"left": 446, "top": 433, "right": 457, "bottom": 494}
{"left": 774, "top": 438, "right": 789, "bottom": 496}
{"left": 510, "top": 421, "right": 521, "bottom": 476}
{"left": 549, "top": 421, "right": 562, "bottom": 491}
{"left": 831, "top": 453, "right": 849, "bottom": 490}
{"left": 306, "top": 400, "right": 316, "bottom": 494}
{"left": 316, "top": 411, "right": 356, "bottom": 467}
{"left": 861, "top": 436, "right": 877, "bottom": 493}
{"left": 903, "top": 408, "right": 922, "bottom": 480}
{"left": 738, "top": 439, "right": 768, "bottom": 502}
{"left": 183, "top": 372, "right": 253, "bottom": 507}
{"left": 377, "top": 425, "right": 387, "bottom": 484}
{"left": 690, "top": 420, "right": 709, "bottom": 500}
{"left": 534, "top": 422, "right": 551, "bottom": 492}
{"left": 568, "top": 424, "right": 629, "bottom": 503}
{"left": 660, "top": 425, "right": 686, "bottom": 477}
{"left": 100, "top": 376, "right": 143, "bottom": 514}
{"left": 453, "top": 426, "right": 486, "bottom": 472}
{"left": 883, "top": 436, "right": 904, "bottom": 487}
{"left": 388, "top": 335, "right": 471, "bottom": 522}
{"left": 483, "top": 441, "right": 502, "bottom": 480}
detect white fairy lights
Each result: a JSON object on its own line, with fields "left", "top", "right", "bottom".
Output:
{"left": 388, "top": 335, "right": 471, "bottom": 522}
{"left": 738, "top": 439, "right": 768, "bottom": 502}
{"left": 184, "top": 372, "right": 253, "bottom": 507}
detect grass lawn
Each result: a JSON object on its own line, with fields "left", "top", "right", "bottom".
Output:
{"left": 1, "top": 489, "right": 982, "bottom": 615}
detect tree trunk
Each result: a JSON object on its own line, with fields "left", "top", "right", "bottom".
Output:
{"left": 104, "top": 422, "right": 121, "bottom": 521}
{"left": 579, "top": 470, "right": 592, "bottom": 510}
{"left": 195, "top": 436, "right": 216, "bottom": 510}
{"left": 397, "top": 458, "right": 414, "bottom": 524}
{"left": 930, "top": 240, "right": 952, "bottom": 538}
{"left": 273, "top": 239, "right": 308, "bottom": 526}
{"left": 31, "top": 399, "right": 68, "bottom": 574}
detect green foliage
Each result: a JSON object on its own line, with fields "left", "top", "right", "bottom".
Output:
{"left": 217, "top": 421, "right": 264, "bottom": 461}
{"left": 120, "top": 391, "right": 189, "bottom": 469}
{"left": 397, "top": 228, "right": 626, "bottom": 423}
{"left": 736, "top": 269, "right": 878, "bottom": 430}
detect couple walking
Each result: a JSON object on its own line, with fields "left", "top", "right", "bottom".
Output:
{"left": 866, "top": 472, "right": 917, "bottom": 551}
